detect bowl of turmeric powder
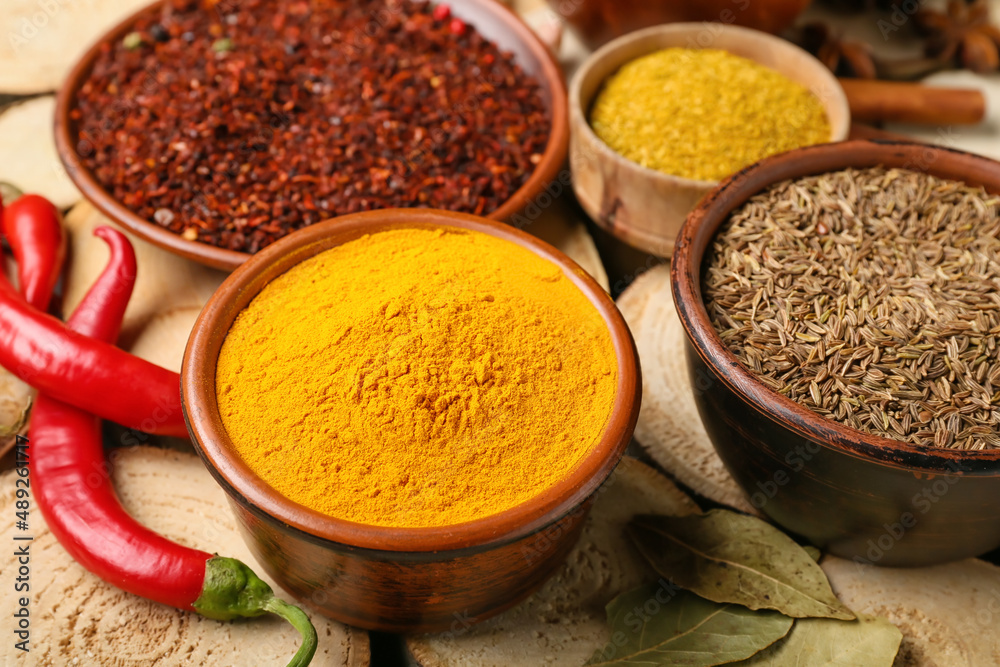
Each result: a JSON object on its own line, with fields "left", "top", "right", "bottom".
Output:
{"left": 181, "top": 208, "right": 640, "bottom": 632}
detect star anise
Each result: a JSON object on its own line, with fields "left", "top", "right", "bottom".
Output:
{"left": 795, "top": 23, "right": 878, "bottom": 78}
{"left": 916, "top": 0, "right": 1000, "bottom": 73}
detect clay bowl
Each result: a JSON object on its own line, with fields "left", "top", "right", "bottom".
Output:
{"left": 54, "top": 0, "right": 569, "bottom": 272}
{"left": 181, "top": 208, "right": 640, "bottom": 631}
{"left": 570, "top": 23, "right": 850, "bottom": 257}
{"left": 672, "top": 140, "right": 1000, "bottom": 567}
{"left": 549, "top": 0, "right": 811, "bottom": 50}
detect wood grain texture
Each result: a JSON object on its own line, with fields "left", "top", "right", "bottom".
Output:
{"left": 822, "top": 556, "right": 1000, "bottom": 666}
{"left": 0, "top": 96, "right": 79, "bottom": 208}
{"left": 0, "top": 0, "right": 152, "bottom": 94}
{"left": 616, "top": 264, "right": 757, "bottom": 515}
{"left": 521, "top": 195, "right": 609, "bottom": 290}
{"left": 406, "top": 457, "right": 700, "bottom": 666}
{"left": 0, "top": 446, "right": 369, "bottom": 666}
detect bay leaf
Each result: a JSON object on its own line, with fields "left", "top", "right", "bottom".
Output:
{"left": 586, "top": 584, "right": 793, "bottom": 667}
{"left": 732, "top": 615, "right": 902, "bottom": 666}
{"left": 628, "top": 511, "right": 855, "bottom": 620}
{"left": 804, "top": 546, "right": 822, "bottom": 562}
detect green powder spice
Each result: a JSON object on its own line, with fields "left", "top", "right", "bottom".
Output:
{"left": 589, "top": 48, "right": 831, "bottom": 181}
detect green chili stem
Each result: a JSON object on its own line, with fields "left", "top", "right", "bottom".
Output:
{"left": 193, "top": 557, "right": 318, "bottom": 666}
{"left": 265, "top": 597, "right": 319, "bottom": 667}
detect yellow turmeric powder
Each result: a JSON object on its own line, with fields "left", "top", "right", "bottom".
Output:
{"left": 216, "top": 227, "right": 617, "bottom": 528}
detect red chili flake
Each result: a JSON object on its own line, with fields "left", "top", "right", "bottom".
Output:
{"left": 432, "top": 4, "right": 451, "bottom": 21}
{"left": 72, "top": 0, "right": 551, "bottom": 253}
{"left": 449, "top": 17, "right": 466, "bottom": 36}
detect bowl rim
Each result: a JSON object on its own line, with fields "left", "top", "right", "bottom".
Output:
{"left": 672, "top": 139, "right": 1000, "bottom": 472}
{"left": 53, "top": 0, "right": 569, "bottom": 272}
{"left": 181, "top": 207, "right": 640, "bottom": 553}
{"left": 568, "top": 21, "right": 851, "bottom": 189}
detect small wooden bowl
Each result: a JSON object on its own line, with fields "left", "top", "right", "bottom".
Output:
{"left": 672, "top": 140, "right": 1000, "bottom": 566}
{"left": 570, "top": 23, "right": 850, "bottom": 257}
{"left": 181, "top": 208, "right": 640, "bottom": 631}
{"left": 54, "top": 0, "right": 569, "bottom": 272}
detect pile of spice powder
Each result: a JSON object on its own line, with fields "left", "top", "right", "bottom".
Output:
{"left": 589, "top": 48, "right": 830, "bottom": 181}
{"left": 71, "top": 0, "right": 550, "bottom": 253}
{"left": 215, "top": 228, "right": 617, "bottom": 528}
{"left": 703, "top": 166, "right": 1000, "bottom": 450}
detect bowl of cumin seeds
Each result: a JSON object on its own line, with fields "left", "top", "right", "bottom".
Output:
{"left": 672, "top": 140, "right": 1000, "bottom": 566}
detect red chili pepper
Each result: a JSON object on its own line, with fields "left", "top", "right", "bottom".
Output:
{"left": 29, "top": 227, "right": 317, "bottom": 666}
{"left": 68, "top": 227, "right": 137, "bottom": 340}
{"left": 0, "top": 271, "right": 188, "bottom": 437}
{"left": 2, "top": 194, "right": 66, "bottom": 312}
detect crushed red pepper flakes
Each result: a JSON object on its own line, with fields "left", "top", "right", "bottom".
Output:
{"left": 71, "top": 0, "right": 551, "bottom": 253}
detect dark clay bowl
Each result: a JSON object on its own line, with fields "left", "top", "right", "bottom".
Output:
{"left": 672, "top": 140, "right": 1000, "bottom": 567}
{"left": 54, "top": 0, "right": 569, "bottom": 272}
{"left": 181, "top": 208, "right": 640, "bottom": 631}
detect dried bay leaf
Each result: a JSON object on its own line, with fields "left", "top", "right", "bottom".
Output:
{"left": 586, "top": 585, "right": 793, "bottom": 667}
{"left": 628, "top": 511, "right": 855, "bottom": 621}
{"left": 804, "top": 546, "right": 822, "bottom": 562}
{"left": 733, "top": 615, "right": 902, "bottom": 666}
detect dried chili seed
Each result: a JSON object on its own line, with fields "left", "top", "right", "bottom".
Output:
{"left": 73, "top": 0, "right": 551, "bottom": 253}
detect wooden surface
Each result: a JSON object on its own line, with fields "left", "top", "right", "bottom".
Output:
{"left": 4, "top": 0, "right": 1000, "bottom": 663}
{"left": 0, "top": 0, "right": 151, "bottom": 94}
{"left": 0, "top": 447, "right": 370, "bottom": 666}
{"left": 617, "top": 265, "right": 758, "bottom": 515}
{"left": 0, "top": 96, "right": 79, "bottom": 208}
{"left": 822, "top": 557, "right": 1000, "bottom": 665}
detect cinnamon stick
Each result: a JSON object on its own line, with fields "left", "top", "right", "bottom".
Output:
{"left": 839, "top": 79, "right": 986, "bottom": 126}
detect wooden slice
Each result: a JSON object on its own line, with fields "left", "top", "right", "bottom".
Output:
{"left": 525, "top": 195, "right": 609, "bottom": 291}
{"left": 0, "top": 96, "right": 80, "bottom": 209}
{"left": 0, "top": 0, "right": 152, "bottom": 94}
{"left": 616, "top": 264, "right": 759, "bottom": 515}
{"left": 0, "top": 445, "right": 369, "bottom": 665}
{"left": 63, "top": 201, "right": 228, "bottom": 369}
{"left": 0, "top": 370, "right": 31, "bottom": 458}
{"left": 406, "top": 456, "right": 699, "bottom": 666}
{"left": 128, "top": 307, "right": 204, "bottom": 374}
{"left": 822, "top": 556, "right": 1000, "bottom": 665}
